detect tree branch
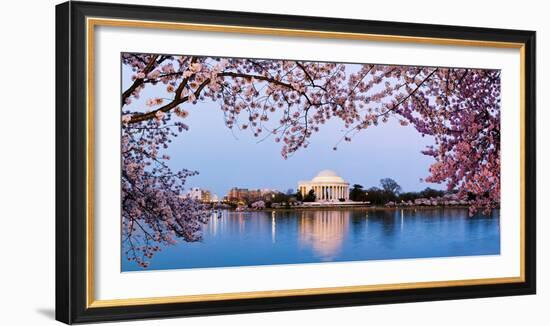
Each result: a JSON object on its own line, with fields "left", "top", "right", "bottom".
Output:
{"left": 122, "top": 55, "right": 160, "bottom": 106}
{"left": 128, "top": 77, "right": 210, "bottom": 123}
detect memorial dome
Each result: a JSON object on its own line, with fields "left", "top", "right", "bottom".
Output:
{"left": 311, "top": 170, "right": 345, "bottom": 183}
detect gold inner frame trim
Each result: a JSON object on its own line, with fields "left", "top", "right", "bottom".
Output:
{"left": 86, "top": 17, "right": 526, "bottom": 308}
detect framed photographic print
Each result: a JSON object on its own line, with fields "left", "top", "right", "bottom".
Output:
{"left": 56, "top": 1, "right": 536, "bottom": 324}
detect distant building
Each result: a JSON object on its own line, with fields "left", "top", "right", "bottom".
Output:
{"left": 186, "top": 187, "right": 212, "bottom": 203}
{"left": 226, "top": 187, "right": 279, "bottom": 203}
{"left": 298, "top": 170, "right": 349, "bottom": 202}
{"left": 227, "top": 187, "right": 249, "bottom": 202}
{"left": 202, "top": 190, "right": 211, "bottom": 203}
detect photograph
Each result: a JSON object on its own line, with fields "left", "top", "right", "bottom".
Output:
{"left": 120, "top": 53, "right": 501, "bottom": 271}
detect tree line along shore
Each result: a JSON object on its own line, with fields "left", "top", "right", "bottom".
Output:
{"left": 208, "top": 178, "right": 497, "bottom": 211}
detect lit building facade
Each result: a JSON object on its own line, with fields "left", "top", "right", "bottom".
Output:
{"left": 187, "top": 188, "right": 211, "bottom": 203}
{"left": 226, "top": 187, "right": 279, "bottom": 203}
{"left": 298, "top": 170, "right": 349, "bottom": 201}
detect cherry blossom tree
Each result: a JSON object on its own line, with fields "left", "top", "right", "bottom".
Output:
{"left": 121, "top": 53, "right": 500, "bottom": 267}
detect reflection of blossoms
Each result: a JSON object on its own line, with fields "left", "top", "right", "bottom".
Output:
{"left": 122, "top": 53, "right": 501, "bottom": 267}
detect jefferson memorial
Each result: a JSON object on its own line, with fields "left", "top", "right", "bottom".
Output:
{"left": 298, "top": 170, "right": 350, "bottom": 202}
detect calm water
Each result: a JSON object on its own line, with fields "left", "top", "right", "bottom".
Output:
{"left": 122, "top": 208, "right": 500, "bottom": 271}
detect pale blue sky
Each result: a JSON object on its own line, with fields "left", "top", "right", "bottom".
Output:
{"left": 122, "top": 58, "right": 445, "bottom": 198}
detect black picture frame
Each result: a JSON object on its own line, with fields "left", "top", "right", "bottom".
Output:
{"left": 56, "top": 1, "right": 536, "bottom": 324}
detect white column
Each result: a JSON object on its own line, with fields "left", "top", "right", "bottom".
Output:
{"left": 343, "top": 186, "right": 346, "bottom": 200}
{"left": 316, "top": 186, "right": 319, "bottom": 200}
{"left": 316, "top": 186, "right": 320, "bottom": 200}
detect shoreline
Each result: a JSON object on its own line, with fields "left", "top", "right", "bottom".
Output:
{"left": 263, "top": 205, "right": 472, "bottom": 212}
{"left": 213, "top": 205, "right": 500, "bottom": 213}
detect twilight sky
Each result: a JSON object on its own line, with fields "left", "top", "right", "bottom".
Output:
{"left": 122, "top": 58, "right": 445, "bottom": 199}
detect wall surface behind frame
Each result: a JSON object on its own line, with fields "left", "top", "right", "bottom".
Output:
{"left": 0, "top": 0, "right": 547, "bottom": 325}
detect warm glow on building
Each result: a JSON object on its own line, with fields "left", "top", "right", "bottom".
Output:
{"left": 298, "top": 170, "right": 350, "bottom": 201}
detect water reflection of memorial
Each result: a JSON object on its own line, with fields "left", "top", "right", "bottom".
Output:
{"left": 297, "top": 210, "right": 350, "bottom": 261}
{"left": 122, "top": 207, "right": 501, "bottom": 271}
